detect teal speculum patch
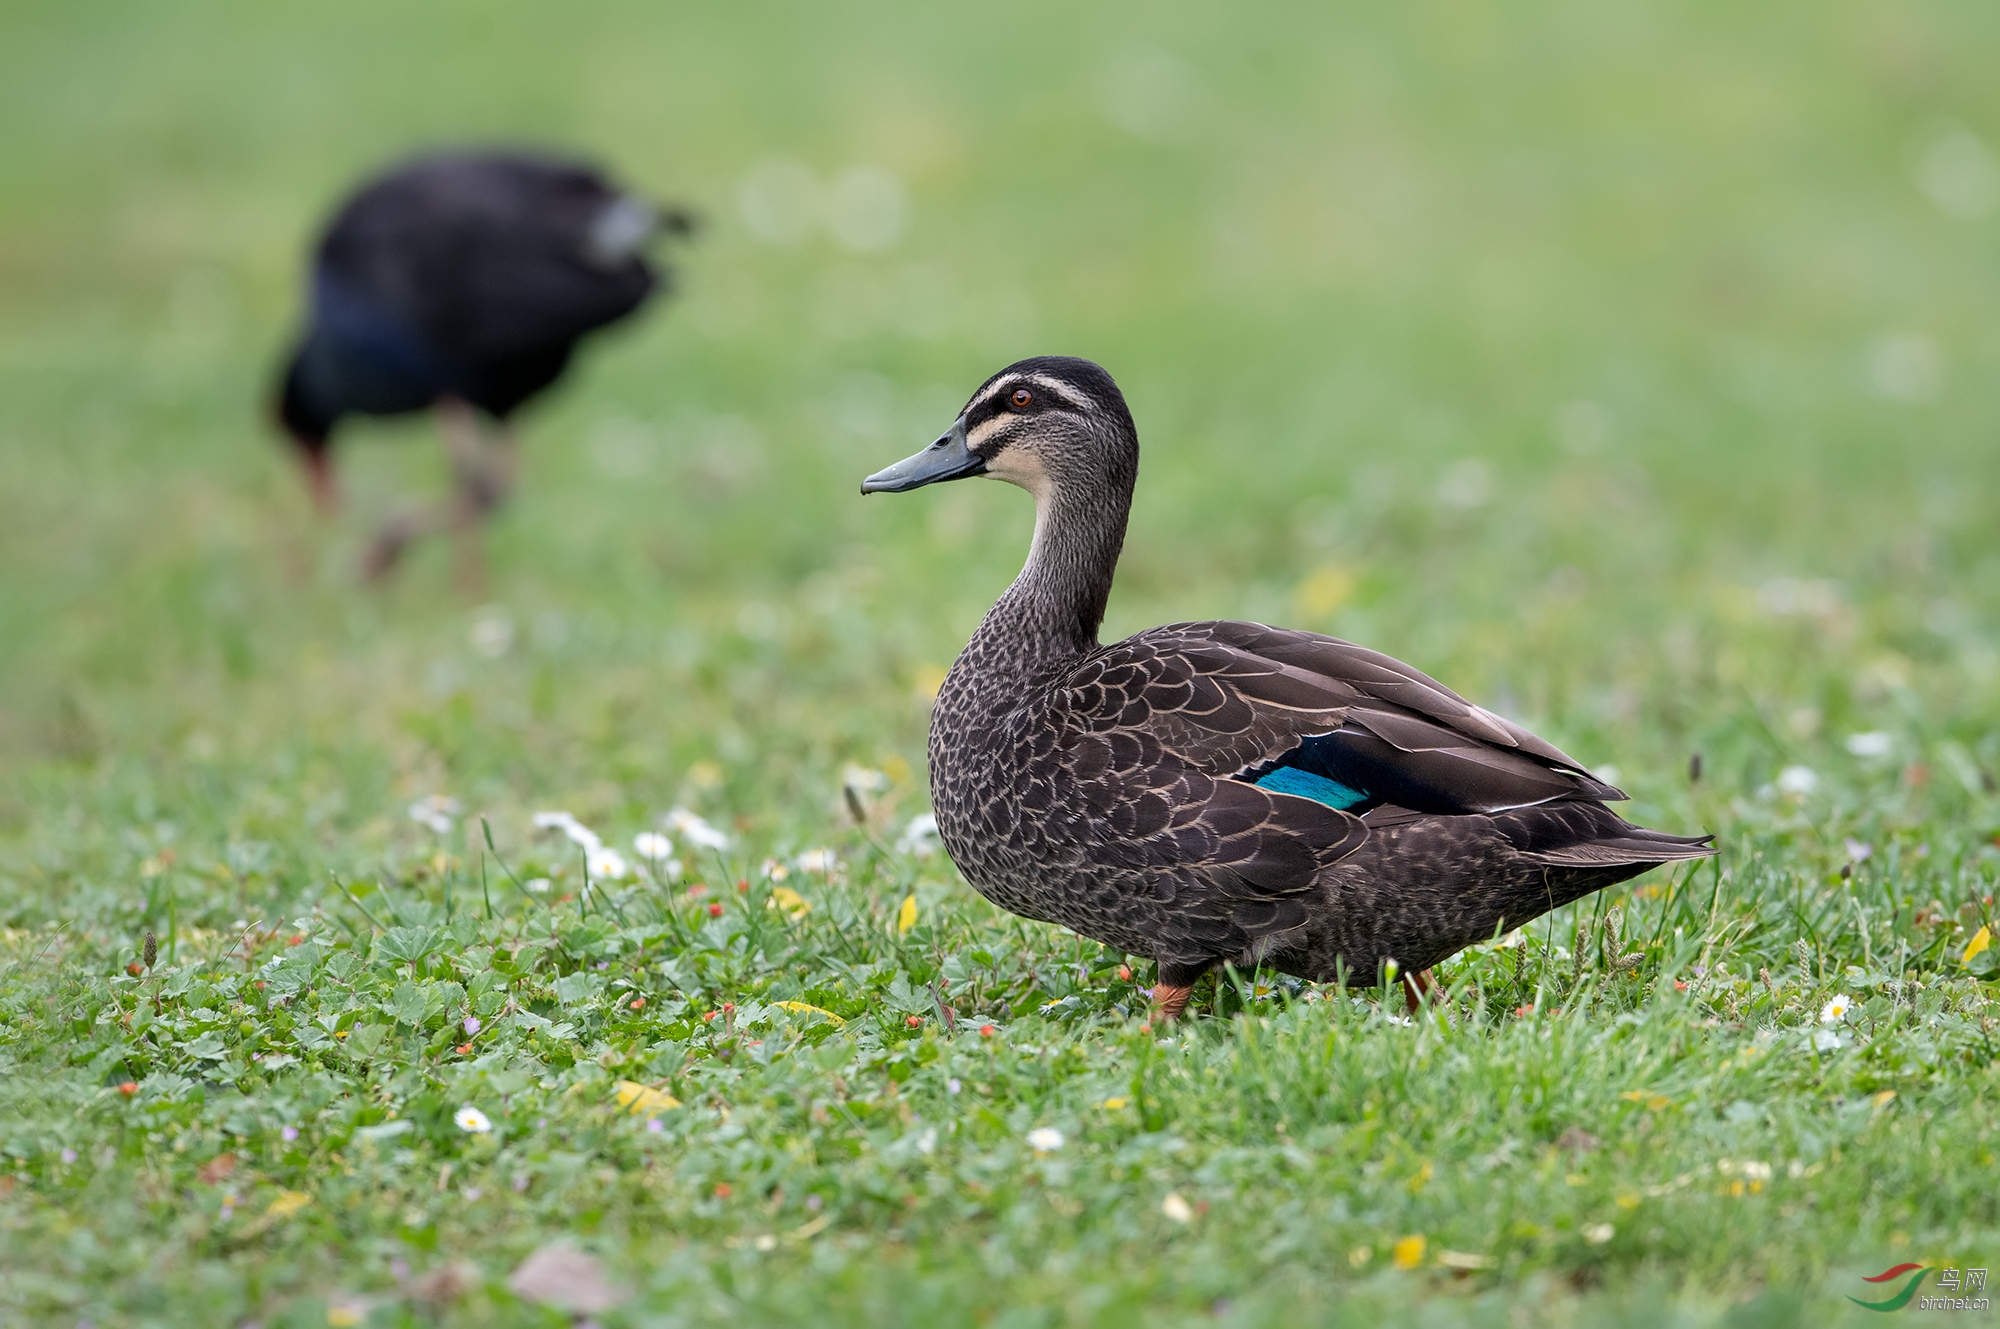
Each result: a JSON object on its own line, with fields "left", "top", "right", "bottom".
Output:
{"left": 1253, "top": 765, "right": 1369, "bottom": 810}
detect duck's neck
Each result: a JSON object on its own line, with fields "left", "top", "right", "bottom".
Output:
{"left": 973, "top": 477, "right": 1131, "bottom": 674}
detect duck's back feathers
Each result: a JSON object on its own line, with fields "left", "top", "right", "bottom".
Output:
{"left": 1069, "top": 621, "right": 1620, "bottom": 817}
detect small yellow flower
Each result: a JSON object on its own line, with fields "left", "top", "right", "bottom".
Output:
{"left": 897, "top": 895, "right": 919, "bottom": 935}
{"left": 1963, "top": 926, "right": 1991, "bottom": 967}
{"left": 767, "top": 886, "right": 811, "bottom": 918}
{"left": 1098, "top": 1097, "right": 1129, "bottom": 1110}
{"left": 1392, "top": 1234, "right": 1426, "bottom": 1269}
{"left": 1615, "top": 1193, "right": 1641, "bottom": 1210}
{"left": 326, "top": 1307, "right": 362, "bottom": 1328}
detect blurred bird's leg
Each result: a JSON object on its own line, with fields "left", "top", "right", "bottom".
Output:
{"left": 360, "top": 400, "right": 506, "bottom": 582}
{"left": 1402, "top": 968, "right": 1435, "bottom": 1013}
{"left": 439, "top": 402, "right": 517, "bottom": 593}
{"left": 360, "top": 507, "right": 434, "bottom": 581}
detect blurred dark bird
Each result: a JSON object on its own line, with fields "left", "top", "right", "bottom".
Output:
{"left": 863, "top": 357, "right": 1715, "bottom": 1019}
{"left": 274, "top": 149, "right": 694, "bottom": 579}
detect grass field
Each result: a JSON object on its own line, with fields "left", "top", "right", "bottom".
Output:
{"left": 4, "top": 1, "right": 2000, "bottom": 1324}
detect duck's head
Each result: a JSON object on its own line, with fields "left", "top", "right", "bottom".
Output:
{"left": 861, "top": 356, "right": 1136, "bottom": 502}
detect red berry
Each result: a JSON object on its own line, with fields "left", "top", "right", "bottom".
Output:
{"left": 736, "top": 879, "right": 749, "bottom": 893}
{"left": 979, "top": 1024, "right": 996, "bottom": 1038}
{"left": 703, "top": 1010, "right": 719, "bottom": 1022}
{"left": 713, "top": 1182, "right": 732, "bottom": 1199}
{"left": 117, "top": 1081, "right": 138, "bottom": 1096}
{"left": 287, "top": 935, "right": 304, "bottom": 946}
{"left": 708, "top": 903, "right": 723, "bottom": 917}
{"left": 722, "top": 1003, "right": 736, "bottom": 1015}
{"left": 456, "top": 1043, "right": 472, "bottom": 1055}
{"left": 126, "top": 962, "right": 144, "bottom": 976}
{"left": 906, "top": 1015, "right": 922, "bottom": 1028}
{"left": 1117, "top": 965, "right": 1133, "bottom": 981}
{"left": 630, "top": 997, "right": 646, "bottom": 1010}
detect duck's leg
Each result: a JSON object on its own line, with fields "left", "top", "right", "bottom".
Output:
{"left": 1151, "top": 984, "right": 1194, "bottom": 1021}
{"left": 1401, "top": 967, "right": 1435, "bottom": 1013}
{"left": 1150, "top": 963, "right": 1208, "bottom": 1021}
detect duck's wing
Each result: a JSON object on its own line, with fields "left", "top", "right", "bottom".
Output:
{"left": 1066, "top": 620, "right": 1621, "bottom": 818}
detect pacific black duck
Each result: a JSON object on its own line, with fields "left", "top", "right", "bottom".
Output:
{"left": 863, "top": 356, "right": 1715, "bottom": 1018}
{"left": 275, "top": 150, "right": 694, "bottom": 577}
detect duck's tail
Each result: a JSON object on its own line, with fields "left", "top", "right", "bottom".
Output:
{"left": 1488, "top": 799, "right": 1717, "bottom": 869}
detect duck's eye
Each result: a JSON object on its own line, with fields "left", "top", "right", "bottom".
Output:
{"left": 1010, "top": 388, "right": 1033, "bottom": 409}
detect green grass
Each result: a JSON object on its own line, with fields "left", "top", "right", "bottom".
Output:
{"left": 4, "top": 0, "right": 2000, "bottom": 1324}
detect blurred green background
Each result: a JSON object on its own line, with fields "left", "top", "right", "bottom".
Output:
{"left": 3, "top": 1, "right": 1998, "bottom": 875}
{"left": 4, "top": 2, "right": 2000, "bottom": 1323}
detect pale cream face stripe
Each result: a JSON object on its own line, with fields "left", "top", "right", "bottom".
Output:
{"left": 962, "top": 373, "right": 1098, "bottom": 422}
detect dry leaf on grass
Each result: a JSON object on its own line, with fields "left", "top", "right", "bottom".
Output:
{"left": 507, "top": 1243, "right": 627, "bottom": 1314}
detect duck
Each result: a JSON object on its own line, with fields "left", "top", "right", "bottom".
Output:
{"left": 862, "top": 356, "right": 1715, "bottom": 1018}
{"left": 273, "top": 149, "right": 695, "bottom": 578}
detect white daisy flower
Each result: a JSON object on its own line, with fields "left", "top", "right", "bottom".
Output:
{"left": 1819, "top": 994, "right": 1851, "bottom": 1025}
{"left": 1025, "top": 1127, "right": 1065, "bottom": 1152}
{"left": 532, "top": 810, "right": 604, "bottom": 852}
{"left": 408, "top": 795, "right": 460, "bottom": 835}
{"left": 585, "top": 847, "right": 630, "bottom": 880}
{"left": 664, "top": 807, "right": 729, "bottom": 851}
{"left": 454, "top": 1106, "right": 492, "bottom": 1133}
{"left": 633, "top": 832, "right": 674, "bottom": 861}
{"left": 1160, "top": 1193, "right": 1194, "bottom": 1223}
{"left": 840, "top": 763, "right": 889, "bottom": 793}
{"left": 794, "top": 847, "right": 839, "bottom": 874}
{"left": 1776, "top": 766, "right": 1819, "bottom": 796}
{"left": 1845, "top": 731, "right": 1893, "bottom": 758}
{"left": 897, "top": 812, "right": 940, "bottom": 857}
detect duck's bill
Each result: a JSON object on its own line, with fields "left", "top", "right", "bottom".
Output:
{"left": 860, "top": 418, "right": 985, "bottom": 493}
